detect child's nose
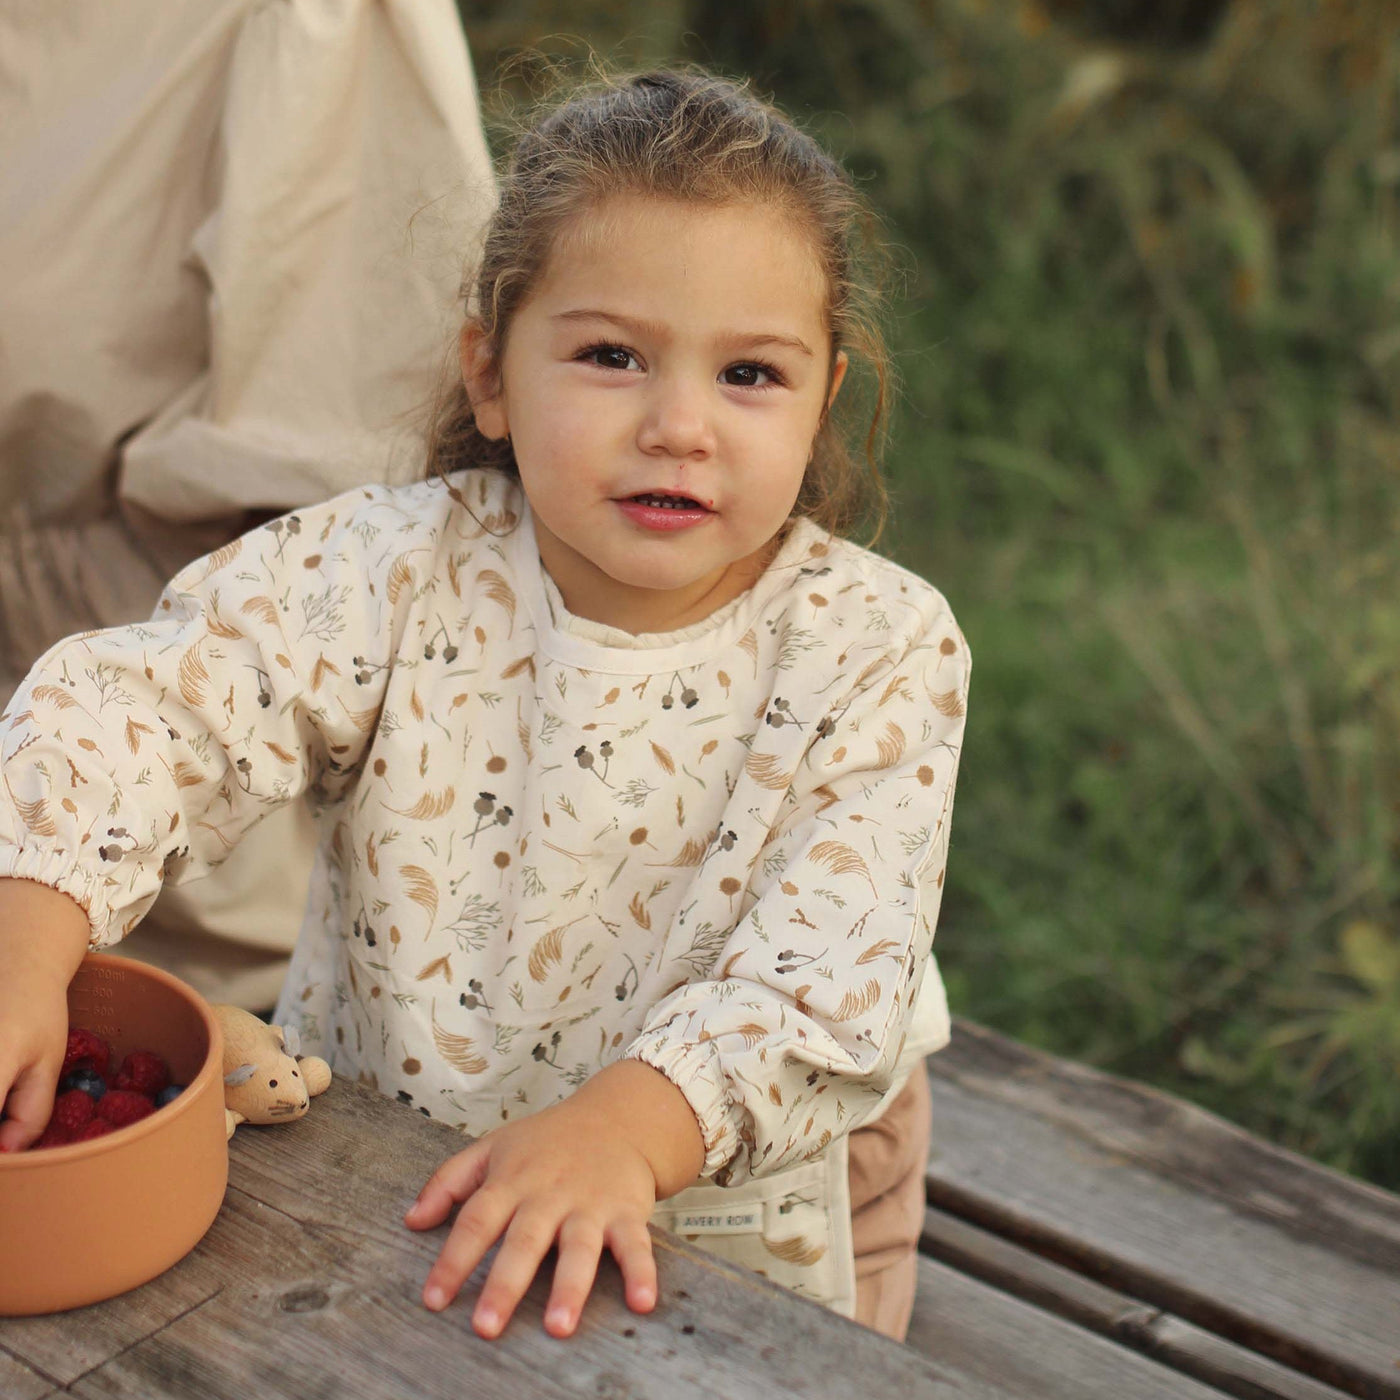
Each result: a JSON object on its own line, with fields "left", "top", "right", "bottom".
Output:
{"left": 637, "top": 375, "right": 716, "bottom": 459}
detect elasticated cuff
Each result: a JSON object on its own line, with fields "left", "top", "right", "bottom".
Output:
{"left": 0, "top": 845, "right": 113, "bottom": 947}
{"left": 623, "top": 1031, "right": 747, "bottom": 1182}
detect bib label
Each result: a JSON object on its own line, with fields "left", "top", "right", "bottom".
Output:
{"left": 674, "top": 1208, "right": 762, "bottom": 1235}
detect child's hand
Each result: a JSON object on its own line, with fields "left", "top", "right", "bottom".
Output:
{"left": 403, "top": 1058, "right": 705, "bottom": 1339}
{"left": 0, "top": 879, "right": 92, "bottom": 1152}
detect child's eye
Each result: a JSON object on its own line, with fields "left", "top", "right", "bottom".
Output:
{"left": 579, "top": 344, "right": 640, "bottom": 372}
{"left": 721, "top": 361, "right": 784, "bottom": 389}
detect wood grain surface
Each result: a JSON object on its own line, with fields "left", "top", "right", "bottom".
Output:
{"left": 3, "top": 1078, "right": 949, "bottom": 1400}
{"left": 924, "top": 1022, "right": 1400, "bottom": 1398}
{"left": 0, "top": 1346, "right": 58, "bottom": 1400}
{"left": 908, "top": 1245, "right": 1266, "bottom": 1400}
{"left": 919, "top": 1204, "right": 1357, "bottom": 1400}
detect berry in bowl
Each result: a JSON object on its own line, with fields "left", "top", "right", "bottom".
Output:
{"left": 0, "top": 953, "right": 228, "bottom": 1315}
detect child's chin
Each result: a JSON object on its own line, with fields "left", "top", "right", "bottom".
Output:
{"left": 606, "top": 560, "right": 727, "bottom": 594}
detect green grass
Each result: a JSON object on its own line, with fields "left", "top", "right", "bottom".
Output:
{"left": 461, "top": 0, "right": 1400, "bottom": 1188}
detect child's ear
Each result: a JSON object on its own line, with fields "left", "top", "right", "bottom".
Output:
{"left": 825, "top": 351, "right": 849, "bottom": 411}
{"left": 459, "top": 322, "right": 509, "bottom": 441}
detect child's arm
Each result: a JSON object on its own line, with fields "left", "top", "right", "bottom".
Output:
{"left": 0, "top": 487, "right": 421, "bottom": 1138}
{"left": 0, "top": 489, "right": 412, "bottom": 950}
{"left": 404, "top": 1059, "right": 704, "bottom": 1338}
{"left": 623, "top": 602, "right": 971, "bottom": 1187}
{"left": 0, "top": 879, "right": 91, "bottom": 1151}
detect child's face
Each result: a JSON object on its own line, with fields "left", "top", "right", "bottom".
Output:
{"left": 463, "top": 195, "right": 845, "bottom": 633}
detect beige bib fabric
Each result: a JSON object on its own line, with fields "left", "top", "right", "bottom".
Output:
{"left": 654, "top": 1135, "right": 858, "bottom": 1317}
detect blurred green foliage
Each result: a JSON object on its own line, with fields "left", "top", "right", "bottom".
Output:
{"left": 459, "top": 0, "right": 1400, "bottom": 1188}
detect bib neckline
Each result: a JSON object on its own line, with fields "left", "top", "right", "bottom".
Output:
{"left": 503, "top": 493, "right": 825, "bottom": 676}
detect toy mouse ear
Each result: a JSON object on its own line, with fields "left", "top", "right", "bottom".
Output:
{"left": 225, "top": 1063, "right": 258, "bottom": 1087}
{"left": 279, "top": 1024, "right": 302, "bottom": 1058}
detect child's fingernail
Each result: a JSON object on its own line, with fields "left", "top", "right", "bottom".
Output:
{"left": 476, "top": 1307, "right": 498, "bottom": 1332}
{"left": 547, "top": 1306, "right": 570, "bottom": 1331}
{"left": 424, "top": 1285, "right": 446, "bottom": 1309}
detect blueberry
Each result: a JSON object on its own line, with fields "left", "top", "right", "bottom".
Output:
{"left": 61, "top": 1068, "right": 107, "bottom": 1100}
{"left": 155, "top": 1084, "right": 184, "bottom": 1108}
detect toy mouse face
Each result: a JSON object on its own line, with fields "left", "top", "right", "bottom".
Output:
{"left": 212, "top": 1005, "right": 332, "bottom": 1139}
{"left": 224, "top": 1030, "right": 312, "bottom": 1121}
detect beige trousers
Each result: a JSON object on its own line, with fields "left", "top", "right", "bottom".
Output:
{"left": 848, "top": 1065, "right": 932, "bottom": 1341}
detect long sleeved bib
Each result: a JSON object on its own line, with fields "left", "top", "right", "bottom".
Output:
{"left": 0, "top": 468, "right": 968, "bottom": 1308}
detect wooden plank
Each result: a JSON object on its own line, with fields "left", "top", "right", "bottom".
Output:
{"left": 0, "top": 1343, "right": 60, "bottom": 1400}
{"left": 0, "top": 1246, "right": 226, "bottom": 1386}
{"left": 907, "top": 1253, "right": 1235, "bottom": 1400}
{"left": 69, "top": 1234, "right": 952, "bottom": 1400}
{"left": 924, "top": 1022, "right": 1400, "bottom": 1398}
{"left": 64, "top": 1078, "right": 951, "bottom": 1400}
{"left": 920, "top": 1205, "right": 1358, "bottom": 1400}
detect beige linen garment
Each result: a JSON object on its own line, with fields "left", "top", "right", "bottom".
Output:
{"left": 0, "top": 468, "right": 969, "bottom": 1313}
{"left": 0, "top": 0, "right": 495, "bottom": 1008}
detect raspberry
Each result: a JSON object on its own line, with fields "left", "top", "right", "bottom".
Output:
{"left": 34, "top": 1124, "right": 74, "bottom": 1150}
{"left": 76, "top": 1119, "right": 115, "bottom": 1141}
{"left": 61, "top": 1027, "right": 112, "bottom": 1078}
{"left": 114, "top": 1050, "right": 170, "bottom": 1097}
{"left": 50, "top": 1088, "right": 96, "bottom": 1134}
{"left": 96, "top": 1089, "right": 155, "bottom": 1128}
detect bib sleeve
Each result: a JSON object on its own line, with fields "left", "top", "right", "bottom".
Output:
{"left": 0, "top": 486, "right": 417, "bottom": 946}
{"left": 624, "top": 603, "right": 970, "bottom": 1185}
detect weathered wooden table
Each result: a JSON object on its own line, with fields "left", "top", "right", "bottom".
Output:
{"left": 1, "top": 1076, "right": 944, "bottom": 1400}
{"left": 7, "top": 1024, "right": 1396, "bottom": 1400}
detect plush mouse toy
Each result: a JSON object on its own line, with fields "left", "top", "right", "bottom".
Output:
{"left": 211, "top": 1005, "right": 332, "bottom": 1139}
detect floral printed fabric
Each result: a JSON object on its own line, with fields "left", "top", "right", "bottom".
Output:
{"left": 0, "top": 468, "right": 968, "bottom": 1185}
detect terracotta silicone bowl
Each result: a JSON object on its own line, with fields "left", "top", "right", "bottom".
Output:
{"left": 0, "top": 952, "right": 228, "bottom": 1316}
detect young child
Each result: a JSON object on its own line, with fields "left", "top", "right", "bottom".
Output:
{"left": 0, "top": 69, "right": 968, "bottom": 1342}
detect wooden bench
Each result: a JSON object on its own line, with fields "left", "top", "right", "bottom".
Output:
{"left": 911, "top": 1021, "right": 1400, "bottom": 1400}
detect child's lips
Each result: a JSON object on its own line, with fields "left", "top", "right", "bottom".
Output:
{"left": 615, "top": 494, "right": 715, "bottom": 532}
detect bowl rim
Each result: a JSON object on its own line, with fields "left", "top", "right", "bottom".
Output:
{"left": 0, "top": 951, "right": 226, "bottom": 1171}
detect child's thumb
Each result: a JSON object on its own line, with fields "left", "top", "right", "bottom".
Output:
{"left": 0, "top": 1063, "right": 58, "bottom": 1152}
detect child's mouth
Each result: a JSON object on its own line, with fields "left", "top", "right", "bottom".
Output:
{"left": 628, "top": 493, "right": 709, "bottom": 510}
{"left": 617, "top": 493, "right": 714, "bottom": 531}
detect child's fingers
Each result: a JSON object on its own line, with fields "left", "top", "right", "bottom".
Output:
{"left": 607, "top": 1219, "right": 658, "bottom": 1314}
{"left": 0, "top": 1062, "right": 55, "bottom": 1153}
{"left": 404, "top": 1141, "right": 489, "bottom": 1229}
{"left": 471, "top": 1206, "right": 564, "bottom": 1338}
{"left": 542, "top": 1216, "right": 605, "bottom": 1337}
{"left": 419, "top": 1183, "right": 515, "bottom": 1314}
